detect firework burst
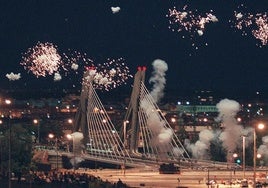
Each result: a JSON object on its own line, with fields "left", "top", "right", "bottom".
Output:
{"left": 83, "top": 58, "right": 133, "bottom": 91}
{"left": 231, "top": 4, "right": 268, "bottom": 47}
{"left": 62, "top": 50, "right": 94, "bottom": 74}
{"left": 20, "top": 42, "right": 63, "bottom": 77}
{"left": 60, "top": 50, "right": 94, "bottom": 88}
{"left": 20, "top": 43, "right": 132, "bottom": 90}
{"left": 167, "top": 5, "right": 218, "bottom": 49}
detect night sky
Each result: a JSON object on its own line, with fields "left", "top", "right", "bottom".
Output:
{"left": 1, "top": 0, "right": 268, "bottom": 98}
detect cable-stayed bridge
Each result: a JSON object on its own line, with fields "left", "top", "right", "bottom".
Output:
{"left": 70, "top": 67, "right": 191, "bottom": 167}
{"left": 42, "top": 67, "right": 232, "bottom": 170}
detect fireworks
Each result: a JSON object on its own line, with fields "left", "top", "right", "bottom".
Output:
{"left": 62, "top": 50, "right": 94, "bottom": 74}
{"left": 167, "top": 5, "right": 218, "bottom": 49}
{"left": 61, "top": 50, "right": 94, "bottom": 88}
{"left": 231, "top": 4, "right": 268, "bottom": 46}
{"left": 61, "top": 50, "right": 132, "bottom": 91}
{"left": 20, "top": 42, "right": 63, "bottom": 77}
{"left": 20, "top": 43, "right": 132, "bottom": 91}
{"left": 84, "top": 58, "right": 133, "bottom": 91}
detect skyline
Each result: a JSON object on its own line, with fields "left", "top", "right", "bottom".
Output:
{"left": 1, "top": 0, "right": 268, "bottom": 98}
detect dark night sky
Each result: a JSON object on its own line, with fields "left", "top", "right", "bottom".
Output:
{"left": 1, "top": 0, "right": 268, "bottom": 98}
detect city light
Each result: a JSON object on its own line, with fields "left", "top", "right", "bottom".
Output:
{"left": 5, "top": 99, "right": 12, "bottom": 188}
{"left": 171, "top": 117, "right": 176, "bottom": 123}
{"left": 68, "top": 119, "right": 73, "bottom": 124}
{"left": 253, "top": 123, "right": 265, "bottom": 188}
{"left": 5, "top": 99, "right": 11, "bottom": 105}
{"left": 33, "top": 119, "right": 40, "bottom": 143}
{"left": 48, "top": 133, "right": 58, "bottom": 170}
{"left": 48, "top": 133, "right": 54, "bottom": 139}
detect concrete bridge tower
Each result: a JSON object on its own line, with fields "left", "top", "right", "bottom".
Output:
{"left": 124, "top": 66, "right": 146, "bottom": 153}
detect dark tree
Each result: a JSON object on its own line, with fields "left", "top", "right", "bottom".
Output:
{"left": 0, "top": 123, "right": 33, "bottom": 179}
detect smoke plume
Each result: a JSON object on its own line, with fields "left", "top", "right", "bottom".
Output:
{"left": 216, "top": 99, "right": 245, "bottom": 161}
{"left": 70, "top": 132, "right": 84, "bottom": 167}
{"left": 185, "top": 129, "right": 215, "bottom": 159}
{"left": 149, "top": 59, "right": 168, "bottom": 102}
{"left": 258, "top": 136, "right": 268, "bottom": 165}
{"left": 140, "top": 59, "right": 172, "bottom": 157}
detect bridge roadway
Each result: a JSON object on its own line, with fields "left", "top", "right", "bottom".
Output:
{"left": 47, "top": 149, "right": 234, "bottom": 169}
{"left": 46, "top": 149, "right": 268, "bottom": 187}
{"left": 49, "top": 150, "right": 231, "bottom": 170}
{"left": 51, "top": 150, "right": 160, "bottom": 168}
{"left": 73, "top": 168, "right": 268, "bottom": 188}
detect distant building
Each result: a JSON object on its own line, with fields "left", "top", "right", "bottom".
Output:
{"left": 177, "top": 105, "right": 218, "bottom": 114}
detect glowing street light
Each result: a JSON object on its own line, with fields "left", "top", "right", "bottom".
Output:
{"left": 5, "top": 99, "right": 12, "bottom": 188}
{"left": 48, "top": 133, "right": 54, "bottom": 139}
{"left": 67, "top": 119, "right": 73, "bottom": 124}
{"left": 253, "top": 123, "right": 265, "bottom": 188}
{"left": 33, "top": 119, "right": 40, "bottom": 144}
{"left": 5, "top": 99, "right": 11, "bottom": 105}
{"left": 123, "top": 120, "right": 129, "bottom": 176}
{"left": 123, "top": 120, "right": 129, "bottom": 147}
{"left": 48, "top": 133, "right": 58, "bottom": 170}
{"left": 242, "top": 135, "right": 246, "bottom": 179}
{"left": 233, "top": 153, "right": 238, "bottom": 158}
{"left": 66, "top": 133, "right": 75, "bottom": 171}
{"left": 171, "top": 117, "right": 176, "bottom": 123}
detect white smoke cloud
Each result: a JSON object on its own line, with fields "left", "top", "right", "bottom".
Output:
{"left": 70, "top": 157, "right": 84, "bottom": 168}
{"left": 184, "top": 98, "right": 256, "bottom": 161}
{"left": 216, "top": 98, "right": 240, "bottom": 121}
{"left": 216, "top": 99, "right": 246, "bottom": 161}
{"left": 54, "top": 73, "right": 62, "bottom": 81}
{"left": 72, "top": 132, "right": 84, "bottom": 152}
{"left": 197, "top": 30, "right": 204, "bottom": 36}
{"left": 111, "top": 7, "right": 120, "bottom": 14}
{"left": 207, "top": 13, "right": 218, "bottom": 22}
{"left": 71, "top": 63, "right": 79, "bottom": 70}
{"left": 6, "top": 72, "right": 21, "bottom": 81}
{"left": 140, "top": 59, "right": 171, "bottom": 157}
{"left": 70, "top": 132, "right": 84, "bottom": 167}
{"left": 236, "top": 12, "right": 243, "bottom": 19}
{"left": 258, "top": 136, "right": 268, "bottom": 165}
{"left": 149, "top": 59, "right": 168, "bottom": 102}
{"left": 186, "top": 129, "right": 215, "bottom": 159}
{"left": 158, "top": 128, "right": 173, "bottom": 143}
{"left": 172, "top": 147, "right": 184, "bottom": 157}
{"left": 98, "top": 77, "right": 109, "bottom": 85}
{"left": 141, "top": 99, "right": 171, "bottom": 146}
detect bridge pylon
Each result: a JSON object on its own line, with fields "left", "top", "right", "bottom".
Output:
{"left": 124, "top": 66, "right": 146, "bottom": 154}
{"left": 73, "top": 69, "right": 91, "bottom": 144}
{"left": 123, "top": 66, "right": 191, "bottom": 162}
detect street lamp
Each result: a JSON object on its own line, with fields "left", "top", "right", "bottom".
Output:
{"left": 123, "top": 120, "right": 129, "bottom": 176}
{"left": 67, "top": 119, "right": 73, "bottom": 125}
{"left": 66, "top": 134, "right": 72, "bottom": 152}
{"left": 48, "top": 133, "right": 58, "bottom": 170}
{"left": 5, "top": 99, "right": 11, "bottom": 188}
{"left": 0, "top": 132, "right": 3, "bottom": 177}
{"left": 253, "top": 123, "right": 265, "bottom": 188}
{"left": 123, "top": 120, "right": 129, "bottom": 148}
{"left": 66, "top": 133, "right": 75, "bottom": 171}
{"left": 33, "top": 119, "right": 39, "bottom": 144}
{"left": 242, "top": 135, "right": 246, "bottom": 179}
